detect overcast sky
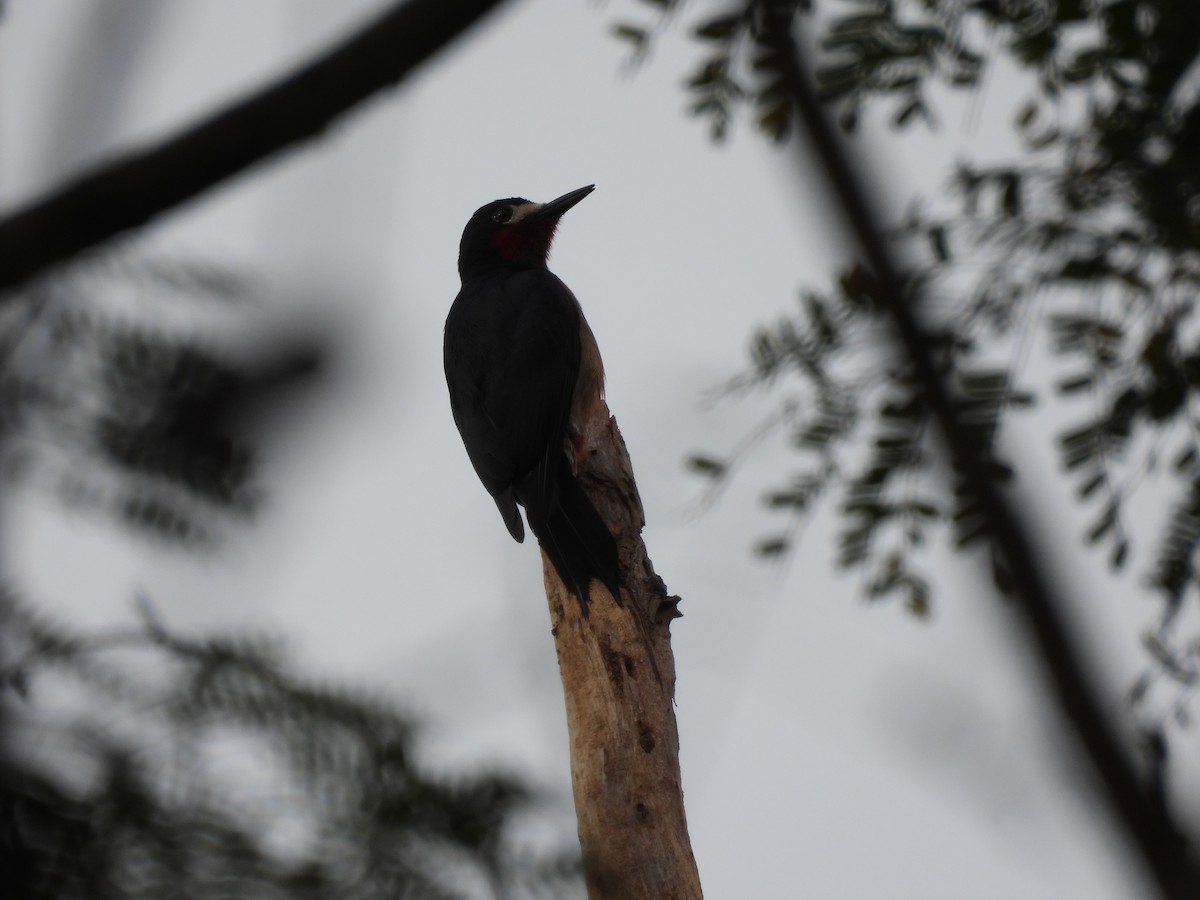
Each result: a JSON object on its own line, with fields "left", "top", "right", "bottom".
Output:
{"left": 2, "top": 2, "right": 1194, "bottom": 897}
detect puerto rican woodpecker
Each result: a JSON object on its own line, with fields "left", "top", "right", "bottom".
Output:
{"left": 443, "top": 185, "right": 621, "bottom": 614}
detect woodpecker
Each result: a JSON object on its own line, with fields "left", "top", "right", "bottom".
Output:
{"left": 444, "top": 185, "right": 621, "bottom": 615}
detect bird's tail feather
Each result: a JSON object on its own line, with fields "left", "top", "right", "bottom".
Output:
{"left": 520, "top": 455, "right": 621, "bottom": 615}
{"left": 492, "top": 487, "right": 525, "bottom": 542}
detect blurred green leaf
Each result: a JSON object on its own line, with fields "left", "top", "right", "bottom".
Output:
{"left": 687, "top": 454, "right": 728, "bottom": 478}
{"left": 693, "top": 12, "right": 741, "bottom": 41}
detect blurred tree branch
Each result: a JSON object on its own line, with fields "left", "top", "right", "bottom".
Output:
{"left": 757, "top": 3, "right": 1200, "bottom": 897}
{"left": 0, "top": 0, "right": 513, "bottom": 294}
{"left": 1, "top": 593, "right": 581, "bottom": 898}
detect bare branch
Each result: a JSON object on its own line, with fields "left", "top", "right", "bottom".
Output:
{"left": 544, "top": 398, "right": 702, "bottom": 899}
{"left": 0, "top": 0, "right": 513, "bottom": 294}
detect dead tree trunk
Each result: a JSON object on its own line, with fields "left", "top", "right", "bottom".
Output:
{"left": 542, "top": 397, "right": 702, "bottom": 900}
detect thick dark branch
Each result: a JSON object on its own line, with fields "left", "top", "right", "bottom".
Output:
{"left": 0, "top": 0, "right": 512, "bottom": 293}
{"left": 759, "top": 5, "right": 1200, "bottom": 897}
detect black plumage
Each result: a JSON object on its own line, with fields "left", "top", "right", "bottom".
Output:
{"left": 444, "top": 187, "right": 620, "bottom": 613}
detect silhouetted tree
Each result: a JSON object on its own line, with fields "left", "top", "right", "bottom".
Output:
{"left": 615, "top": 0, "right": 1200, "bottom": 700}
{"left": 608, "top": 1, "right": 1200, "bottom": 893}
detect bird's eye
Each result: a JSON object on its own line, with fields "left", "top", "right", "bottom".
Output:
{"left": 492, "top": 207, "right": 513, "bottom": 224}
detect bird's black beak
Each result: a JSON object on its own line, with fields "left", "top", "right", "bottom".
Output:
{"left": 533, "top": 185, "right": 595, "bottom": 220}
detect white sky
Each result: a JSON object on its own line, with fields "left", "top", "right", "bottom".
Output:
{"left": 2, "top": 1, "right": 1194, "bottom": 897}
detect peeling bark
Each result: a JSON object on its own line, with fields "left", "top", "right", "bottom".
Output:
{"left": 542, "top": 400, "right": 702, "bottom": 900}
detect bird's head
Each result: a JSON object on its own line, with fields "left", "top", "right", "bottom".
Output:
{"left": 457, "top": 185, "right": 594, "bottom": 281}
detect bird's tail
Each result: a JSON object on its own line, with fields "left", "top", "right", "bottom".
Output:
{"left": 520, "top": 454, "right": 621, "bottom": 615}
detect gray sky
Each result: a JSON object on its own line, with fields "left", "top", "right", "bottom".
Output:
{"left": 1, "top": 1, "right": 1190, "bottom": 896}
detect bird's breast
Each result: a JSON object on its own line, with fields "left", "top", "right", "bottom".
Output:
{"left": 570, "top": 297, "right": 606, "bottom": 432}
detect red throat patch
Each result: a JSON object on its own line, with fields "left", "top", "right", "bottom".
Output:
{"left": 494, "top": 220, "right": 557, "bottom": 266}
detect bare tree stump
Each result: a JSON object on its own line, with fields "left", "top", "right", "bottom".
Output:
{"left": 542, "top": 398, "right": 702, "bottom": 900}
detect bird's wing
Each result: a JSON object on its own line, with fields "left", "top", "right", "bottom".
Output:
{"left": 444, "top": 270, "right": 581, "bottom": 499}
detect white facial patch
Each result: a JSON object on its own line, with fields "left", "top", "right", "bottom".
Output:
{"left": 508, "top": 201, "right": 543, "bottom": 224}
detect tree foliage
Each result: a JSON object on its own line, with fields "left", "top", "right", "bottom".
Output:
{"left": 0, "top": 257, "right": 580, "bottom": 898}
{"left": 613, "top": 0, "right": 1200, "bottom": 697}
{"left": 0, "top": 593, "right": 578, "bottom": 899}
{"left": 0, "top": 259, "right": 323, "bottom": 545}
